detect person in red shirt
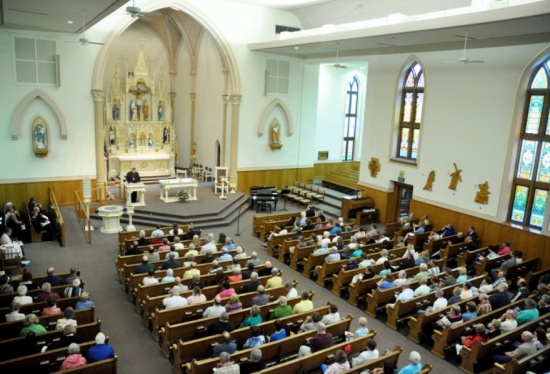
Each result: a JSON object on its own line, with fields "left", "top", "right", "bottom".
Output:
{"left": 497, "top": 241, "right": 511, "bottom": 256}
{"left": 461, "top": 323, "right": 489, "bottom": 347}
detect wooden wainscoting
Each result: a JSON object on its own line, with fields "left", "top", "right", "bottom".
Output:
{"left": 410, "top": 200, "right": 550, "bottom": 269}
{"left": 356, "top": 186, "right": 391, "bottom": 224}
{"left": 313, "top": 161, "right": 360, "bottom": 180}
{"left": 0, "top": 179, "right": 96, "bottom": 212}
{"left": 237, "top": 167, "right": 314, "bottom": 193}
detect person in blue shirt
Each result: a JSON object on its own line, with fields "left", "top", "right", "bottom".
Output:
{"left": 314, "top": 244, "right": 330, "bottom": 255}
{"left": 462, "top": 302, "right": 478, "bottom": 321}
{"left": 330, "top": 223, "right": 343, "bottom": 235}
{"left": 441, "top": 223, "right": 456, "bottom": 237}
{"left": 218, "top": 248, "right": 233, "bottom": 262}
{"left": 87, "top": 332, "right": 115, "bottom": 363}
{"left": 398, "top": 351, "right": 422, "bottom": 374}
{"left": 269, "top": 320, "right": 287, "bottom": 342}
{"left": 75, "top": 292, "right": 94, "bottom": 310}
{"left": 378, "top": 274, "right": 396, "bottom": 290}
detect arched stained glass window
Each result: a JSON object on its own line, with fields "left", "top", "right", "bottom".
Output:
{"left": 342, "top": 76, "right": 359, "bottom": 161}
{"left": 510, "top": 58, "right": 550, "bottom": 228}
{"left": 397, "top": 62, "right": 424, "bottom": 161}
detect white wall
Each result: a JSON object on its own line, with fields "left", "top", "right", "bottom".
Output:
{"left": 359, "top": 43, "right": 550, "bottom": 220}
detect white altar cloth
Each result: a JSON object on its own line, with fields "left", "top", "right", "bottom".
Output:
{"left": 159, "top": 178, "right": 198, "bottom": 203}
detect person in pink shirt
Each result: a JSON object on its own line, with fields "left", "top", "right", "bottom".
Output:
{"left": 158, "top": 238, "right": 171, "bottom": 252}
{"left": 42, "top": 297, "right": 62, "bottom": 316}
{"left": 60, "top": 343, "right": 87, "bottom": 370}
{"left": 498, "top": 241, "right": 511, "bottom": 256}
{"left": 218, "top": 281, "right": 236, "bottom": 299}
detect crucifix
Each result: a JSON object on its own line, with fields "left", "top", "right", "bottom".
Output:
{"left": 449, "top": 163, "right": 462, "bottom": 190}
{"left": 368, "top": 157, "right": 381, "bottom": 178}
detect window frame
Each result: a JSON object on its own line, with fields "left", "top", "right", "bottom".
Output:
{"left": 342, "top": 76, "right": 359, "bottom": 161}
{"left": 508, "top": 60, "right": 550, "bottom": 229}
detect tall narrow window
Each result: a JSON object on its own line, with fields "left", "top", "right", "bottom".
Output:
{"left": 510, "top": 58, "right": 550, "bottom": 228}
{"left": 396, "top": 62, "right": 424, "bottom": 161}
{"left": 342, "top": 76, "right": 359, "bottom": 161}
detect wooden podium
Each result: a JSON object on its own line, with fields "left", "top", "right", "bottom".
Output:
{"left": 341, "top": 196, "right": 375, "bottom": 222}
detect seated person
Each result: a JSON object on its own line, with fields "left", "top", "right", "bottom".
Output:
{"left": 87, "top": 332, "right": 115, "bottom": 362}
{"left": 240, "top": 349, "right": 266, "bottom": 374}
{"left": 212, "top": 331, "right": 237, "bottom": 357}
{"left": 60, "top": 343, "right": 87, "bottom": 370}
{"left": 20, "top": 313, "right": 47, "bottom": 336}
{"left": 491, "top": 331, "right": 536, "bottom": 364}
{"left": 242, "top": 325, "right": 266, "bottom": 348}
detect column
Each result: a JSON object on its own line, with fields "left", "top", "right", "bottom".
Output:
{"left": 189, "top": 93, "right": 196, "bottom": 168}
{"left": 91, "top": 90, "right": 106, "bottom": 201}
{"left": 221, "top": 95, "right": 229, "bottom": 165}
{"left": 228, "top": 95, "right": 242, "bottom": 188}
{"left": 169, "top": 91, "right": 176, "bottom": 167}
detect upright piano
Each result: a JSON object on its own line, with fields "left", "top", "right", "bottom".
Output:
{"left": 249, "top": 186, "right": 279, "bottom": 210}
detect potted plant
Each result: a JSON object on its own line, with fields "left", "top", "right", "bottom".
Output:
{"left": 176, "top": 190, "right": 189, "bottom": 202}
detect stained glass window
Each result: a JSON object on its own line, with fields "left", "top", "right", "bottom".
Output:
{"left": 525, "top": 95, "right": 544, "bottom": 134}
{"left": 342, "top": 77, "right": 359, "bottom": 161}
{"left": 529, "top": 189, "right": 548, "bottom": 227}
{"left": 510, "top": 57, "right": 550, "bottom": 228}
{"left": 396, "top": 62, "right": 424, "bottom": 161}
{"left": 511, "top": 185, "right": 529, "bottom": 223}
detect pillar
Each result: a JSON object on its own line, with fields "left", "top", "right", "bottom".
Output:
{"left": 228, "top": 95, "right": 242, "bottom": 187}
{"left": 190, "top": 92, "right": 196, "bottom": 168}
{"left": 221, "top": 94, "right": 229, "bottom": 165}
{"left": 91, "top": 90, "right": 106, "bottom": 201}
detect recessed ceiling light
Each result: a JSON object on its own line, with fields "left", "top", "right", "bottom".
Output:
{"left": 67, "top": 20, "right": 74, "bottom": 24}
{"left": 294, "top": 46, "right": 299, "bottom": 50}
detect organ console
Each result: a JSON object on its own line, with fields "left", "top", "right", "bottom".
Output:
{"left": 341, "top": 196, "right": 376, "bottom": 223}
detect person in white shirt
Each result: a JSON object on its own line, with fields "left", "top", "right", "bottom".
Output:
{"left": 163, "top": 286, "right": 188, "bottom": 309}
{"left": 200, "top": 240, "right": 217, "bottom": 254}
{"left": 13, "top": 285, "right": 33, "bottom": 306}
{"left": 376, "top": 249, "right": 389, "bottom": 265}
{"left": 5, "top": 302, "right": 25, "bottom": 322}
{"left": 376, "top": 231, "right": 390, "bottom": 243}
{"left": 165, "top": 247, "right": 180, "bottom": 260}
{"left": 321, "top": 304, "right": 341, "bottom": 325}
{"left": 352, "top": 338, "right": 380, "bottom": 367}
{"left": 285, "top": 282, "right": 298, "bottom": 299}
{"left": 419, "top": 290, "right": 448, "bottom": 314}
{"left": 387, "top": 282, "right": 414, "bottom": 309}
{"left": 151, "top": 225, "right": 164, "bottom": 239}
{"left": 394, "top": 271, "right": 408, "bottom": 288}
{"left": 202, "top": 296, "right": 226, "bottom": 318}
{"left": 1, "top": 227, "right": 24, "bottom": 259}
{"left": 172, "top": 237, "right": 184, "bottom": 250}
{"left": 168, "top": 223, "right": 184, "bottom": 237}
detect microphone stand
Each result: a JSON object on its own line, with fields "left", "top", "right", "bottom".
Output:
{"left": 235, "top": 206, "right": 245, "bottom": 236}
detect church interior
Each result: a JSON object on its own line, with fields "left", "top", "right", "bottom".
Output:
{"left": 2, "top": 0, "right": 550, "bottom": 373}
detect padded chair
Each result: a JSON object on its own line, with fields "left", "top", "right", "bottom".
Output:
{"left": 203, "top": 167, "right": 213, "bottom": 182}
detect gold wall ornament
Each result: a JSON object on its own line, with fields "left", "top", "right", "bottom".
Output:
{"left": 269, "top": 119, "right": 282, "bottom": 150}
{"left": 423, "top": 170, "right": 435, "bottom": 191}
{"left": 475, "top": 181, "right": 490, "bottom": 204}
{"left": 368, "top": 157, "right": 381, "bottom": 178}
{"left": 448, "top": 163, "right": 462, "bottom": 190}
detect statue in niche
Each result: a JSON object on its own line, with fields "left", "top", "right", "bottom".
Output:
{"left": 269, "top": 120, "right": 282, "bottom": 150}
{"left": 143, "top": 99, "right": 149, "bottom": 121}
{"left": 136, "top": 99, "right": 142, "bottom": 121}
{"left": 158, "top": 102, "right": 164, "bottom": 121}
{"left": 448, "top": 163, "right": 462, "bottom": 190}
{"left": 32, "top": 118, "right": 48, "bottom": 156}
{"left": 423, "top": 170, "right": 435, "bottom": 191}
{"left": 129, "top": 99, "right": 135, "bottom": 121}
{"left": 109, "top": 126, "right": 116, "bottom": 145}
{"left": 475, "top": 181, "right": 490, "bottom": 204}
{"left": 163, "top": 127, "right": 169, "bottom": 144}
{"left": 112, "top": 101, "right": 119, "bottom": 121}
{"left": 128, "top": 136, "right": 135, "bottom": 148}
{"left": 147, "top": 136, "right": 153, "bottom": 148}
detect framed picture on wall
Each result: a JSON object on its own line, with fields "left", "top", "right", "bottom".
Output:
{"left": 31, "top": 117, "right": 48, "bottom": 157}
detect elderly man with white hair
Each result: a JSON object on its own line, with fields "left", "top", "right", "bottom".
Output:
{"left": 233, "top": 246, "right": 247, "bottom": 260}
{"left": 87, "top": 332, "right": 115, "bottom": 363}
{"left": 215, "top": 351, "right": 240, "bottom": 374}
{"left": 161, "top": 268, "right": 176, "bottom": 283}
{"left": 376, "top": 249, "right": 389, "bottom": 264}
{"left": 63, "top": 278, "right": 83, "bottom": 298}
{"left": 398, "top": 351, "right": 422, "bottom": 374}
{"left": 163, "top": 286, "right": 188, "bottom": 309}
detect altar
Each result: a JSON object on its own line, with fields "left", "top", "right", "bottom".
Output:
{"left": 111, "top": 154, "right": 175, "bottom": 179}
{"left": 159, "top": 178, "right": 198, "bottom": 203}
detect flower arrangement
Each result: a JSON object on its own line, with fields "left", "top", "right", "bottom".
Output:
{"left": 176, "top": 190, "right": 189, "bottom": 202}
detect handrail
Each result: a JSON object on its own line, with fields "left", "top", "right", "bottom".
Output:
{"left": 73, "top": 191, "right": 91, "bottom": 244}
{"left": 48, "top": 188, "right": 66, "bottom": 247}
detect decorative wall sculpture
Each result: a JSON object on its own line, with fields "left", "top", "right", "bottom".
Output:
{"left": 368, "top": 157, "right": 381, "bottom": 178}
{"left": 448, "top": 163, "right": 462, "bottom": 190}
{"left": 423, "top": 170, "right": 435, "bottom": 191}
{"left": 475, "top": 181, "right": 490, "bottom": 204}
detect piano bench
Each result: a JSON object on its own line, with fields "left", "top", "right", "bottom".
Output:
{"left": 256, "top": 202, "right": 272, "bottom": 214}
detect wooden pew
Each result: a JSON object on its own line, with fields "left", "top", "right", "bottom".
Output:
{"left": 430, "top": 297, "right": 527, "bottom": 359}
{"left": 0, "top": 320, "right": 101, "bottom": 361}
{"left": 160, "top": 291, "right": 313, "bottom": 359}
{"left": 140, "top": 275, "right": 274, "bottom": 327}
{"left": 266, "top": 228, "right": 326, "bottom": 257}
{"left": 289, "top": 244, "right": 317, "bottom": 271}
{"left": 456, "top": 247, "right": 489, "bottom": 268}
{"left": 504, "top": 257, "right": 539, "bottom": 281}
{"left": 183, "top": 316, "right": 359, "bottom": 374}
{"left": 0, "top": 296, "right": 81, "bottom": 320}
{"left": 0, "top": 307, "right": 95, "bottom": 340}
{"left": 51, "top": 356, "right": 117, "bottom": 374}
{"left": 385, "top": 222, "right": 401, "bottom": 237}
{"left": 459, "top": 315, "right": 550, "bottom": 374}
{"left": 0, "top": 340, "right": 96, "bottom": 372}
{"left": 492, "top": 344, "right": 550, "bottom": 374}
{"left": 525, "top": 268, "right": 550, "bottom": 290}
{"left": 118, "top": 224, "right": 189, "bottom": 249}
{"left": 0, "top": 284, "right": 71, "bottom": 308}
{"left": 254, "top": 330, "right": 376, "bottom": 374}
{"left": 171, "top": 305, "right": 332, "bottom": 366}
{"left": 475, "top": 254, "right": 511, "bottom": 276}
{"left": 260, "top": 219, "right": 293, "bottom": 241}
{"left": 424, "top": 235, "right": 457, "bottom": 253}
{"left": 278, "top": 238, "right": 299, "bottom": 263}
{"left": 252, "top": 212, "right": 300, "bottom": 237}
{"left": 439, "top": 240, "right": 480, "bottom": 264}
{"left": 341, "top": 346, "right": 402, "bottom": 374}
{"left": 385, "top": 275, "right": 484, "bottom": 330}
{"left": 315, "top": 259, "right": 349, "bottom": 286}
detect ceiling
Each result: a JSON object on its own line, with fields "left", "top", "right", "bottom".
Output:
{"left": 1, "top": 0, "right": 549, "bottom": 61}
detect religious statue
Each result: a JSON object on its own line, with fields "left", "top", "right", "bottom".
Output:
{"left": 112, "top": 102, "right": 119, "bottom": 121}
{"left": 269, "top": 121, "right": 283, "bottom": 150}
{"left": 158, "top": 102, "right": 164, "bottom": 121}
{"left": 136, "top": 99, "right": 142, "bottom": 121}
{"left": 128, "top": 137, "right": 135, "bottom": 148}
{"left": 475, "top": 181, "right": 490, "bottom": 204}
{"left": 423, "top": 170, "right": 435, "bottom": 191}
{"left": 109, "top": 126, "right": 116, "bottom": 145}
{"left": 32, "top": 118, "right": 48, "bottom": 156}
{"left": 163, "top": 127, "right": 169, "bottom": 144}
{"left": 147, "top": 137, "right": 153, "bottom": 147}
{"left": 449, "top": 163, "right": 462, "bottom": 190}
{"left": 143, "top": 99, "right": 149, "bottom": 121}
{"left": 129, "top": 99, "right": 135, "bottom": 121}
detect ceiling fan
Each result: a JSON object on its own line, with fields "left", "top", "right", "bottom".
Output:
{"left": 332, "top": 42, "right": 347, "bottom": 69}
{"left": 126, "top": 0, "right": 146, "bottom": 18}
{"left": 445, "top": 31, "right": 484, "bottom": 64}
{"left": 68, "top": 10, "right": 103, "bottom": 46}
